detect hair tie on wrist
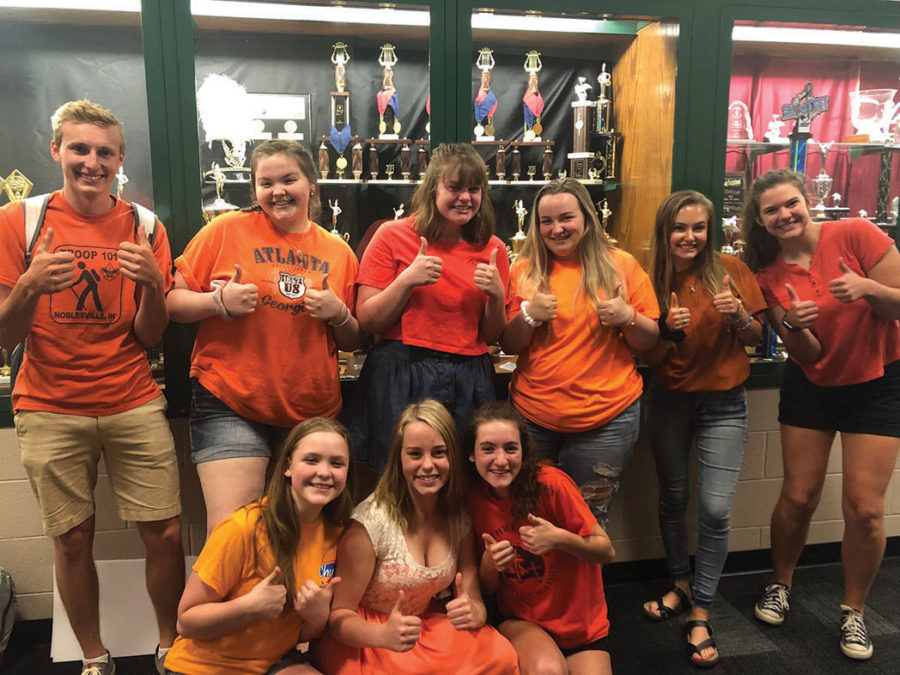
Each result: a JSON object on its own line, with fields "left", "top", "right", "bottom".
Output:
{"left": 657, "top": 310, "right": 686, "bottom": 343}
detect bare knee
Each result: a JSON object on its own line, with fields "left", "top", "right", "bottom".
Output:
{"left": 842, "top": 497, "right": 884, "bottom": 533}
{"left": 54, "top": 517, "right": 95, "bottom": 562}
{"left": 778, "top": 486, "right": 821, "bottom": 520}
{"left": 138, "top": 517, "right": 183, "bottom": 554}
{"left": 521, "top": 655, "right": 567, "bottom": 675}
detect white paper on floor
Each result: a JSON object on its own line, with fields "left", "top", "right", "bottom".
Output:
{"left": 51, "top": 557, "right": 196, "bottom": 662}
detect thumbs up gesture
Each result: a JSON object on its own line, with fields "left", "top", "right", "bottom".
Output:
{"left": 305, "top": 273, "right": 347, "bottom": 323}
{"left": 783, "top": 283, "right": 818, "bottom": 329}
{"left": 245, "top": 566, "right": 287, "bottom": 620}
{"left": 481, "top": 532, "right": 515, "bottom": 572}
{"left": 666, "top": 291, "right": 690, "bottom": 331}
{"left": 519, "top": 513, "right": 559, "bottom": 556}
{"left": 24, "top": 227, "right": 76, "bottom": 295}
{"left": 294, "top": 576, "right": 341, "bottom": 626}
{"left": 219, "top": 264, "right": 259, "bottom": 317}
{"left": 597, "top": 281, "right": 633, "bottom": 327}
{"left": 399, "top": 236, "right": 442, "bottom": 288}
{"left": 474, "top": 247, "right": 504, "bottom": 299}
{"left": 381, "top": 590, "right": 422, "bottom": 652}
{"left": 445, "top": 571, "right": 483, "bottom": 630}
{"left": 527, "top": 278, "right": 558, "bottom": 323}
{"left": 712, "top": 274, "right": 741, "bottom": 318}
{"left": 829, "top": 257, "right": 871, "bottom": 303}
{"left": 118, "top": 224, "right": 163, "bottom": 288}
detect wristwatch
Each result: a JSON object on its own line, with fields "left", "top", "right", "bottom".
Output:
{"left": 781, "top": 314, "right": 803, "bottom": 332}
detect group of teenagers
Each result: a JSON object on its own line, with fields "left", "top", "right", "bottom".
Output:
{"left": 1, "top": 100, "right": 898, "bottom": 675}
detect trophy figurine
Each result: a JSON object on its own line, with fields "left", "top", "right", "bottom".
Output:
{"left": 377, "top": 44, "right": 401, "bottom": 138}
{"left": 328, "top": 199, "right": 350, "bottom": 241}
{"left": 3, "top": 169, "right": 34, "bottom": 202}
{"left": 115, "top": 166, "right": 129, "bottom": 199}
{"left": 810, "top": 141, "right": 834, "bottom": 219}
{"left": 331, "top": 41, "right": 349, "bottom": 93}
{"left": 596, "top": 198, "right": 616, "bottom": 245}
{"left": 474, "top": 48, "right": 498, "bottom": 140}
{"left": 509, "top": 200, "right": 528, "bottom": 258}
{"left": 596, "top": 64, "right": 611, "bottom": 133}
{"left": 764, "top": 114, "right": 789, "bottom": 144}
{"left": 385, "top": 163, "right": 395, "bottom": 181}
{"left": 522, "top": 50, "right": 544, "bottom": 142}
{"left": 202, "top": 163, "right": 239, "bottom": 224}
{"left": 574, "top": 77, "right": 592, "bottom": 102}
{"left": 393, "top": 204, "right": 405, "bottom": 220}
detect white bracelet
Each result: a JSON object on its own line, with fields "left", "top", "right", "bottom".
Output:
{"left": 520, "top": 300, "right": 543, "bottom": 328}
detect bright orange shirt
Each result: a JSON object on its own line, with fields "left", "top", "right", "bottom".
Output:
{"left": 507, "top": 249, "right": 659, "bottom": 432}
{"left": 0, "top": 192, "right": 172, "bottom": 415}
{"left": 164, "top": 502, "right": 340, "bottom": 675}
{"left": 175, "top": 210, "right": 358, "bottom": 427}
{"left": 653, "top": 255, "right": 766, "bottom": 391}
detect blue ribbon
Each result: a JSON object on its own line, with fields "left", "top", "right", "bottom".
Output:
{"left": 329, "top": 124, "right": 352, "bottom": 155}
{"left": 474, "top": 90, "right": 497, "bottom": 123}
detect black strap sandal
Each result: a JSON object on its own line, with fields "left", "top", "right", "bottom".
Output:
{"left": 642, "top": 586, "right": 692, "bottom": 622}
{"left": 684, "top": 619, "right": 719, "bottom": 669}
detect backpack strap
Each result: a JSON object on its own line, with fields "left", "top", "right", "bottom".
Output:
{"left": 22, "top": 193, "right": 52, "bottom": 266}
{"left": 131, "top": 201, "right": 158, "bottom": 245}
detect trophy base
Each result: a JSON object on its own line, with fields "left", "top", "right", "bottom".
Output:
{"left": 474, "top": 135, "right": 496, "bottom": 142}
{"left": 379, "top": 134, "right": 400, "bottom": 140}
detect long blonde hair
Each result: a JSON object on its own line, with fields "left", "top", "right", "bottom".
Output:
{"left": 518, "top": 178, "right": 621, "bottom": 330}
{"left": 411, "top": 143, "right": 495, "bottom": 245}
{"left": 650, "top": 190, "right": 728, "bottom": 310}
{"left": 373, "top": 400, "right": 467, "bottom": 530}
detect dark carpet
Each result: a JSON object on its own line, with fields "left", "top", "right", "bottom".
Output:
{"left": 4, "top": 557, "right": 899, "bottom": 673}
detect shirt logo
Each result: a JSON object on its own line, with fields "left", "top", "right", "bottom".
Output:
{"left": 278, "top": 272, "right": 306, "bottom": 300}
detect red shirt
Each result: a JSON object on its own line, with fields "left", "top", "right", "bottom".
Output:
{"left": 756, "top": 219, "right": 900, "bottom": 386}
{"left": 357, "top": 216, "right": 510, "bottom": 355}
{"left": 467, "top": 466, "right": 609, "bottom": 648}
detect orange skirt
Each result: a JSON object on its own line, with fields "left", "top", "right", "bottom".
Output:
{"left": 312, "top": 606, "right": 519, "bottom": 674}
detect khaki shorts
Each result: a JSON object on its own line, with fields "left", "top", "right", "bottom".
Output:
{"left": 15, "top": 395, "right": 182, "bottom": 538}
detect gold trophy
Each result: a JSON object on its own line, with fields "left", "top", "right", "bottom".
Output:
{"left": 377, "top": 44, "right": 401, "bottom": 137}
{"left": 329, "top": 199, "right": 350, "bottom": 241}
{"left": 202, "top": 163, "right": 240, "bottom": 224}
{"left": 2, "top": 169, "right": 34, "bottom": 202}
{"left": 522, "top": 50, "right": 544, "bottom": 142}
{"left": 115, "top": 167, "right": 129, "bottom": 199}
{"left": 509, "top": 200, "right": 528, "bottom": 259}
{"left": 329, "top": 42, "right": 353, "bottom": 179}
{"left": 596, "top": 198, "right": 617, "bottom": 245}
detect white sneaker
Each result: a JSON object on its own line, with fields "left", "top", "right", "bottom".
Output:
{"left": 754, "top": 583, "right": 790, "bottom": 625}
{"left": 81, "top": 654, "right": 116, "bottom": 675}
{"left": 840, "top": 605, "right": 873, "bottom": 660}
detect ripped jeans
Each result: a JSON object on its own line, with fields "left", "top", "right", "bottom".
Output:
{"left": 524, "top": 399, "right": 640, "bottom": 528}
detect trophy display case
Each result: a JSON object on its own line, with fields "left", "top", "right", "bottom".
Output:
{"left": 464, "top": 6, "right": 682, "bottom": 266}
{"left": 722, "top": 20, "right": 900, "bottom": 239}
{"left": 191, "top": 1, "right": 432, "bottom": 248}
{"left": 0, "top": 5, "right": 160, "bottom": 409}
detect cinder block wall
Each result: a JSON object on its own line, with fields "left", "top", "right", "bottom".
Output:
{"left": 2, "top": 388, "right": 898, "bottom": 620}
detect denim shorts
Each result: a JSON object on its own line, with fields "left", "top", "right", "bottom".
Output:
{"left": 189, "top": 379, "right": 291, "bottom": 464}
{"left": 779, "top": 360, "right": 900, "bottom": 438}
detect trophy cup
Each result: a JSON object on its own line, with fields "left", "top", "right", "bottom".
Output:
{"left": 328, "top": 42, "right": 353, "bottom": 179}
{"left": 509, "top": 200, "right": 528, "bottom": 259}
{"left": 596, "top": 64, "right": 611, "bottom": 133}
{"left": 328, "top": 199, "right": 350, "bottom": 241}
{"left": 474, "top": 48, "right": 498, "bottom": 141}
{"left": 2, "top": 169, "right": 33, "bottom": 202}
{"left": 115, "top": 167, "right": 129, "bottom": 199}
{"left": 522, "top": 51, "right": 544, "bottom": 142}
{"left": 810, "top": 141, "right": 834, "bottom": 219}
{"left": 377, "top": 44, "right": 401, "bottom": 138}
{"left": 849, "top": 89, "right": 898, "bottom": 143}
{"left": 202, "top": 163, "right": 240, "bottom": 224}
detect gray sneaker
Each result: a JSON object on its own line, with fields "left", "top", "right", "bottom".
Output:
{"left": 155, "top": 645, "right": 167, "bottom": 675}
{"left": 840, "top": 605, "right": 873, "bottom": 660}
{"left": 81, "top": 654, "right": 116, "bottom": 675}
{"left": 755, "top": 583, "right": 790, "bottom": 625}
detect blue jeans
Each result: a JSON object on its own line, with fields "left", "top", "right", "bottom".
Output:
{"left": 645, "top": 382, "right": 748, "bottom": 608}
{"left": 189, "top": 380, "right": 291, "bottom": 464}
{"left": 524, "top": 398, "right": 640, "bottom": 528}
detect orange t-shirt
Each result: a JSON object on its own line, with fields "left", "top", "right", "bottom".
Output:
{"left": 507, "top": 249, "right": 659, "bottom": 432}
{"left": 164, "top": 502, "right": 340, "bottom": 675}
{"left": 0, "top": 192, "right": 173, "bottom": 415}
{"left": 357, "top": 216, "right": 510, "bottom": 355}
{"left": 175, "top": 210, "right": 358, "bottom": 427}
{"left": 652, "top": 255, "right": 766, "bottom": 392}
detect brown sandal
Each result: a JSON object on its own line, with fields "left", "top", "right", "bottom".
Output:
{"left": 641, "top": 586, "right": 692, "bottom": 622}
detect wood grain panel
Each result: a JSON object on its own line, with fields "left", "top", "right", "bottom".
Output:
{"left": 611, "top": 21, "right": 678, "bottom": 269}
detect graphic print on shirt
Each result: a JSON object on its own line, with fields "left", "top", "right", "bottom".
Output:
{"left": 51, "top": 244, "right": 122, "bottom": 324}
{"left": 488, "top": 524, "right": 554, "bottom": 601}
{"left": 254, "top": 245, "right": 333, "bottom": 316}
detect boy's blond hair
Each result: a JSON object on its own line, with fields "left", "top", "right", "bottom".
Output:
{"left": 51, "top": 99, "right": 125, "bottom": 153}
